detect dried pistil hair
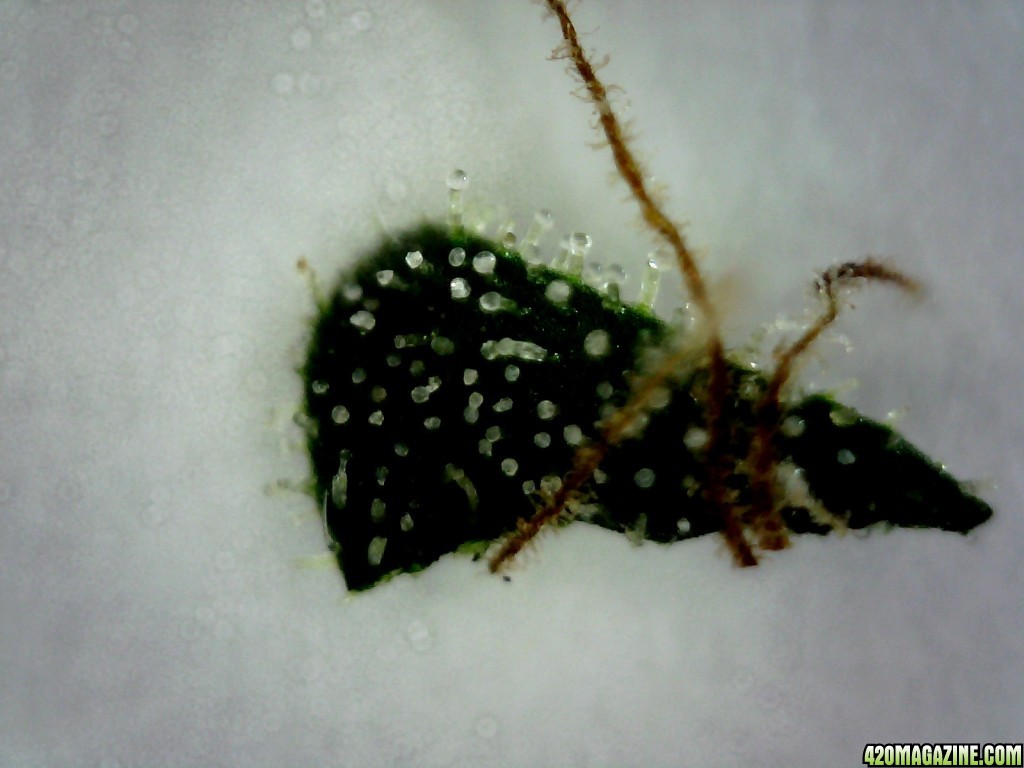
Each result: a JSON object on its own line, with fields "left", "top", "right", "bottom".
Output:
{"left": 745, "top": 261, "right": 920, "bottom": 553}
{"left": 490, "top": 2, "right": 921, "bottom": 572}
{"left": 492, "top": 0, "right": 746, "bottom": 570}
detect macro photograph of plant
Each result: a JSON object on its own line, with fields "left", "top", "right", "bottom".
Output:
{"left": 1, "top": 2, "right": 1021, "bottom": 766}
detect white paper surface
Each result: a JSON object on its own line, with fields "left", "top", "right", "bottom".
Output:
{"left": 1, "top": 2, "right": 1021, "bottom": 766}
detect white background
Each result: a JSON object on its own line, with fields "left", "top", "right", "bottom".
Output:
{"left": 1, "top": 2, "right": 1021, "bottom": 766}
